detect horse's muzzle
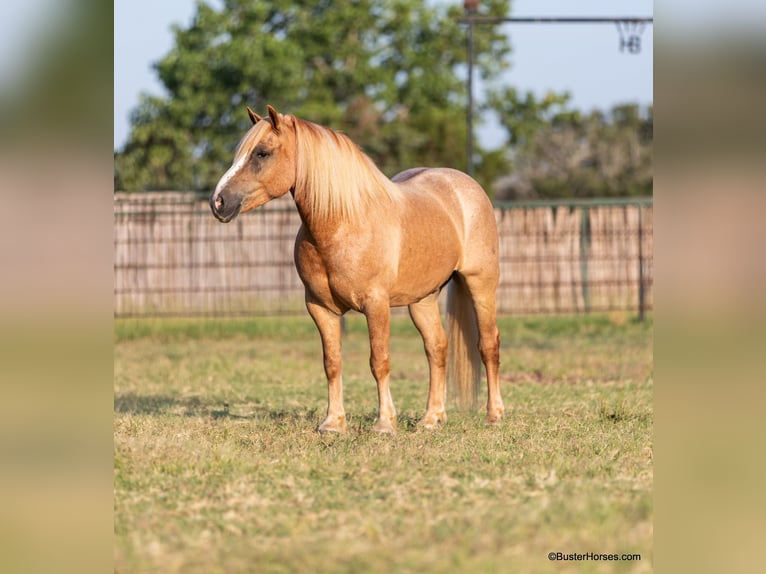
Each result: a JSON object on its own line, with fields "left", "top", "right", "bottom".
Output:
{"left": 210, "top": 191, "right": 242, "bottom": 223}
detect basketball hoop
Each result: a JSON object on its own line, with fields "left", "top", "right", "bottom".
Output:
{"left": 616, "top": 20, "right": 646, "bottom": 54}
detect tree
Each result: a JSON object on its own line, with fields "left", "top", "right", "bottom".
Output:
{"left": 492, "top": 102, "right": 653, "bottom": 200}
{"left": 115, "top": 0, "right": 512, "bottom": 192}
{"left": 487, "top": 87, "right": 577, "bottom": 150}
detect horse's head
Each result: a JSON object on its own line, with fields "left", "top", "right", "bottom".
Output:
{"left": 210, "top": 105, "right": 296, "bottom": 223}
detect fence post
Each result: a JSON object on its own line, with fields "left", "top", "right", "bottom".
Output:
{"left": 580, "top": 206, "right": 590, "bottom": 313}
{"left": 637, "top": 204, "right": 645, "bottom": 321}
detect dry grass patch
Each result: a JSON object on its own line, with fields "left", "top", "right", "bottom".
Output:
{"left": 115, "top": 314, "right": 652, "bottom": 573}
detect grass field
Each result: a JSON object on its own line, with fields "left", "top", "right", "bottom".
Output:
{"left": 114, "top": 314, "right": 653, "bottom": 573}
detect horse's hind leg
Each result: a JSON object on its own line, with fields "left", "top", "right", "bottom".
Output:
{"left": 408, "top": 293, "right": 448, "bottom": 428}
{"left": 306, "top": 299, "right": 346, "bottom": 433}
{"left": 462, "top": 273, "right": 505, "bottom": 425}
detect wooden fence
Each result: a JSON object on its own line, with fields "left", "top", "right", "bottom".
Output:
{"left": 114, "top": 193, "right": 652, "bottom": 318}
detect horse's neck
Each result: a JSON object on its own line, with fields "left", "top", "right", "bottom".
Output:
{"left": 291, "top": 183, "right": 395, "bottom": 243}
{"left": 292, "top": 172, "right": 396, "bottom": 237}
{"left": 291, "top": 120, "right": 403, "bottom": 236}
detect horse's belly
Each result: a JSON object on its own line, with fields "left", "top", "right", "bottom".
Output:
{"left": 388, "top": 278, "right": 451, "bottom": 307}
{"left": 389, "top": 231, "right": 460, "bottom": 306}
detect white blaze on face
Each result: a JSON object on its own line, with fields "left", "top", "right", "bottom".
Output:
{"left": 213, "top": 123, "right": 267, "bottom": 199}
{"left": 214, "top": 153, "right": 248, "bottom": 198}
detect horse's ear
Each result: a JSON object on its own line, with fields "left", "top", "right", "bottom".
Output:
{"left": 247, "top": 106, "right": 262, "bottom": 125}
{"left": 267, "top": 105, "right": 281, "bottom": 134}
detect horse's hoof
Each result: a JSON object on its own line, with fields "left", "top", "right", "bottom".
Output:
{"left": 372, "top": 416, "right": 397, "bottom": 434}
{"left": 317, "top": 415, "right": 347, "bottom": 434}
{"left": 417, "top": 411, "right": 446, "bottom": 430}
{"left": 485, "top": 408, "right": 504, "bottom": 426}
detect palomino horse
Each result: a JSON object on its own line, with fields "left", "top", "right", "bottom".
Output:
{"left": 210, "top": 105, "right": 504, "bottom": 433}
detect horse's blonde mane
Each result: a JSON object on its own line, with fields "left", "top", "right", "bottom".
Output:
{"left": 293, "top": 118, "right": 402, "bottom": 222}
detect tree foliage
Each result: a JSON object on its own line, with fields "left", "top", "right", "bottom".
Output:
{"left": 492, "top": 95, "right": 653, "bottom": 200}
{"left": 487, "top": 86, "right": 577, "bottom": 149}
{"left": 115, "top": 0, "right": 511, "bottom": 191}
{"left": 115, "top": 0, "right": 652, "bottom": 199}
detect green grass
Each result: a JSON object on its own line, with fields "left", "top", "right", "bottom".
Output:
{"left": 114, "top": 314, "right": 653, "bottom": 573}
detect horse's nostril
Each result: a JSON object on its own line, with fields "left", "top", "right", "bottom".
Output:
{"left": 215, "top": 195, "right": 224, "bottom": 212}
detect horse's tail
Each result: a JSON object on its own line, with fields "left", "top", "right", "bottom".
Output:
{"left": 446, "top": 273, "right": 482, "bottom": 410}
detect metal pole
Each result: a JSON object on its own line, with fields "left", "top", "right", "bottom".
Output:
{"left": 460, "top": 16, "right": 653, "bottom": 24}
{"left": 466, "top": 15, "right": 475, "bottom": 176}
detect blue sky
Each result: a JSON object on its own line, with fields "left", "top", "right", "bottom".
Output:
{"left": 113, "top": 0, "right": 654, "bottom": 151}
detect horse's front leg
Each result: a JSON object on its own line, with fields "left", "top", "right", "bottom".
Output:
{"left": 364, "top": 299, "right": 397, "bottom": 433}
{"left": 306, "top": 299, "right": 346, "bottom": 433}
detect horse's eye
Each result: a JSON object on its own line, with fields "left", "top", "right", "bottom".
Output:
{"left": 255, "top": 150, "right": 270, "bottom": 159}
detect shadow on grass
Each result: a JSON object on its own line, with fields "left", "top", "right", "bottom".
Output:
{"left": 114, "top": 393, "right": 433, "bottom": 433}
{"left": 114, "top": 392, "right": 320, "bottom": 423}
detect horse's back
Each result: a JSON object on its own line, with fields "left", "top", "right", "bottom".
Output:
{"left": 394, "top": 166, "right": 492, "bottom": 210}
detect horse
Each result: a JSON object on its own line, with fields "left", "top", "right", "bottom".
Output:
{"left": 210, "top": 105, "right": 504, "bottom": 434}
